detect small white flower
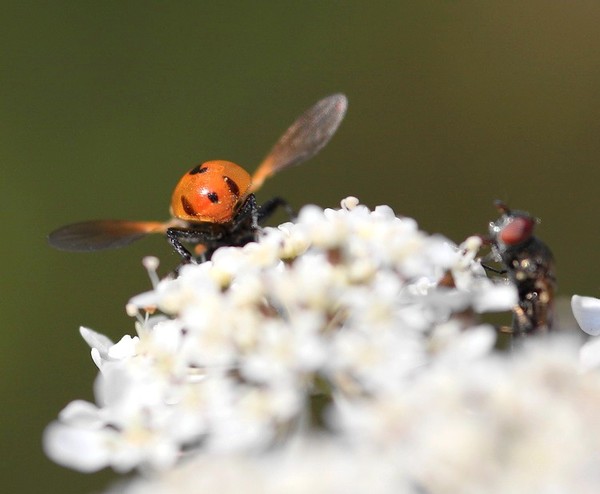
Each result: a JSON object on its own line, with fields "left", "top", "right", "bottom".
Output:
{"left": 341, "top": 195, "right": 360, "bottom": 210}
{"left": 79, "top": 326, "right": 140, "bottom": 370}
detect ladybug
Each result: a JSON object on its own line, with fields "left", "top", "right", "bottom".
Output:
{"left": 49, "top": 94, "right": 348, "bottom": 263}
{"left": 486, "top": 200, "right": 556, "bottom": 337}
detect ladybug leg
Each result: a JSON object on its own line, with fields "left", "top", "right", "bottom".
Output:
{"left": 234, "top": 194, "right": 260, "bottom": 229}
{"left": 257, "top": 197, "right": 295, "bottom": 223}
{"left": 166, "top": 228, "right": 195, "bottom": 262}
{"left": 166, "top": 227, "right": 226, "bottom": 263}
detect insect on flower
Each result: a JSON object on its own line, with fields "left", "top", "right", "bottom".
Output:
{"left": 485, "top": 201, "right": 556, "bottom": 337}
{"left": 49, "top": 94, "right": 347, "bottom": 263}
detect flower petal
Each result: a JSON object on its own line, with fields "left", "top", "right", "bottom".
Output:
{"left": 80, "top": 326, "right": 114, "bottom": 355}
{"left": 43, "top": 422, "right": 110, "bottom": 472}
{"left": 571, "top": 295, "right": 600, "bottom": 336}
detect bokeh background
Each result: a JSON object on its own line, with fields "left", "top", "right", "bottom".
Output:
{"left": 3, "top": 2, "right": 600, "bottom": 492}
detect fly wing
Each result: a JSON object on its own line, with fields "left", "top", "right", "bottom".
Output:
{"left": 48, "top": 220, "right": 166, "bottom": 251}
{"left": 249, "top": 93, "right": 347, "bottom": 193}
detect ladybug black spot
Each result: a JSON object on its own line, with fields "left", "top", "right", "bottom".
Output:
{"left": 207, "top": 192, "right": 219, "bottom": 204}
{"left": 189, "top": 165, "right": 208, "bottom": 175}
{"left": 223, "top": 176, "right": 240, "bottom": 197}
{"left": 181, "top": 196, "right": 196, "bottom": 216}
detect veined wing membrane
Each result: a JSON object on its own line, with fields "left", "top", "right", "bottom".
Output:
{"left": 249, "top": 93, "right": 347, "bottom": 193}
{"left": 48, "top": 220, "right": 167, "bottom": 251}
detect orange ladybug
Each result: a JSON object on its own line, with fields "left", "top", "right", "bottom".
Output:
{"left": 48, "top": 94, "right": 348, "bottom": 263}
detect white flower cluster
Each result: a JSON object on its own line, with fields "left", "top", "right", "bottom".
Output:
{"left": 44, "top": 198, "right": 600, "bottom": 492}
{"left": 110, "top": 339, "right": 600, "bottom": 494}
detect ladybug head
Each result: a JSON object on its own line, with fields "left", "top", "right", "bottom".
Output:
{"left": 170, "top": 160, "right": 252, "bottom": 223}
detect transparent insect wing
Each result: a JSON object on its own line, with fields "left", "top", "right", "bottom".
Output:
{"left": 250, "top": 93, "right": 347, "bottom": 193}
{"left": 48, "top": 220, "right": 166, "bottom": 251}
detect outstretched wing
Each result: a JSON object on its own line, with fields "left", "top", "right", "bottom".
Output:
{"left": 249, "top": 93, "right": 347, "bottom": 193}
{"left": 48, "top": 220, "right": 167, "bottom": 251}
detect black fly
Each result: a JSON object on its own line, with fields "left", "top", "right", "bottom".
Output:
{"left": 485, "top": 201, "right": 556, "bottom": 338}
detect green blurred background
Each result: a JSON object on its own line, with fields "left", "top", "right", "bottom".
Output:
{"left": 2, "top": 2, "right": 600, "bottom": 492}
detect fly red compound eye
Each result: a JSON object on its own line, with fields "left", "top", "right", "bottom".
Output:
{"left": 498, "top": 216, "right": 535, "bottom": 246}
